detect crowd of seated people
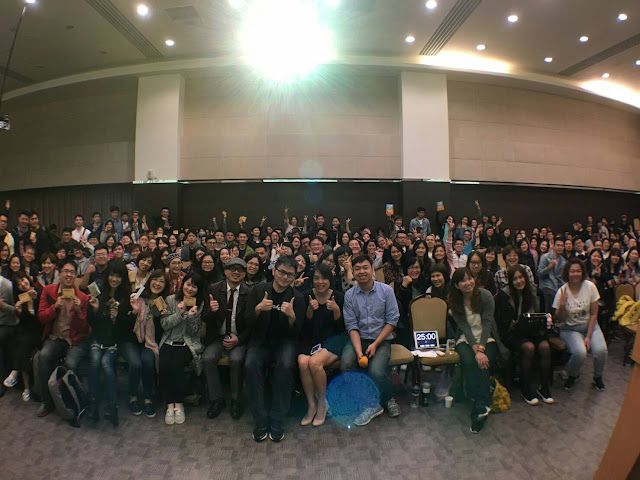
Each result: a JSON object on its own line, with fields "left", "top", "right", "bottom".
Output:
{"left": 0, "top": 199, "right": 638, "bottom": 439}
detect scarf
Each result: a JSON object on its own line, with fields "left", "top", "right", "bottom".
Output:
{"left": 132, "top": 298, "right": 160, "bottom": 371}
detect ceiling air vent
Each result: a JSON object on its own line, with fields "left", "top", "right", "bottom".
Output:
{"left": 420, "top": 0, "right": 482, "bottom": 56}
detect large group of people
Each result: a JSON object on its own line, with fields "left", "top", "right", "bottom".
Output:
{"left": 0, "top": 200, "right": 638, "bottom": 439}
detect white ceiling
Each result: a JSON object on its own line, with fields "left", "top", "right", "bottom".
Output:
{"left": 1, "top": 0, "right": 639, "bottom": 104}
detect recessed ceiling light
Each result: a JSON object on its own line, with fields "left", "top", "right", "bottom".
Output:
{"left": 636, "top": 59, "right": 640, "bottom": 66}
{"left": 476, "top": 43, "right": 486, "bottom": 51}
{"left": 165, "top": 39, "right": 175, "bottom": 47}
{"left": 425, "top": 0, "right": 437, "bottom": 9}
{"left": 544, "top": 57, "right": 553, "bottom": 63}
{"left": 579, "top": 35, "right": 589, "bottom": 43}
{"left": 617, "top": 13, "right": 628, "bottom": 21}
{"left": 136, "top": 3, "right": 149, "bottom": 17}
{"left": 228, "top": 0, "right": 245, "bottom": 9}
{"left": 507, "top": 14, "right": 519, "bottom": 23}
{"left": 25, "top": 0, "right": 36, "bottom": 4}
{"left": 405, "top": 35, "right": 415, "bottom": 44}
{"left": 602, "top": 72, "right": 610, "bottom": 79}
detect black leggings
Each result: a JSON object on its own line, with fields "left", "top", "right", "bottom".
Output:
{"left": 456, "top": 342, "right": 498, "bottom": 414}
{"left": 518, "top": 339, "right": 551, "bottom": 393}
{"left": 159, "top": 344, "right": 192, "bottom": 404}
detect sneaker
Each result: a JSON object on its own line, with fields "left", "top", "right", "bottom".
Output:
{"left": 269, "top": 427, "right": 285, "bottom": 442}
{"left": 37, "top": 402, "right": 53, "bottom": 418}
{"left": 252, "top": 426, "right": 269, "bottom": 442}
{"left": 537, "top": 388, "right": 555, "bottom": 404}
{"left": 593, "top": 377, "right": 606, "bottom": 392}
{"left": 165, "top": 408, "right": 175, "bottom": 425}
{"left": 521, "top": 390, "right": 540, "bottom": 406}
{"left": 470, "top": 405, "right": 490, "bottom": 433}
{"left": 470, "top": 418, "right": 485, "bottom": 434}
{"left": 386, "top": 398, "right": 401, "bottom": 418}
{"left": 564, "top": 376, "right": 577, "bottom": 391}
{"left": 353, "top": 405, "right": 384, "bottom": 426}
{"left": 129, "top": 399, "right": 143, "bottom": 416}
{"left": 21, "top": 389, "right": 31, "bottom": 402}
{"left": 3, "top": 371, "right": 18, "bottom": 388}
{"left": 144, "top": 402, "right": 156, "bottom": 418}
{"left": 174, "top": 406, "right": 186, "bottom": 424}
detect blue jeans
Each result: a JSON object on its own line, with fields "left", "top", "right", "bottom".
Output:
{"left": 119, "top": 342, "right": 156, "bottom": 400}
{"left": 35, "top": 338, "right": 90, "bottom": 406}
{"left": 341, "top": 339, "right": 392, "bottom": 405}
{"left": 560, "top": 323, "right": 608, "bottom": 378}
{"left": 89, "top": 344, "right": 118, "bottom": 405}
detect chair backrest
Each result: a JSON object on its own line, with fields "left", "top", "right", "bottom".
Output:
{"left": 374, "top": 268, "right": 385, "bottom": 283}
{"left": 615, "top": 284, "right": 635, "bottom": 302}
{"left": 410, "top": 296, "right": 448, "bottom": 341}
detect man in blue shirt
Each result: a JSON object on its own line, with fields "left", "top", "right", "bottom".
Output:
{"left": 341, "top": 255, "right": 400, "bottom": 426}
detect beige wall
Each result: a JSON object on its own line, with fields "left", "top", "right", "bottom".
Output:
{"left": 181, "top": 73, "right": 401, "bottom": 180}
{"left": 448, "top": 80, "right": 640, "bottom": 191}
{"left": 0, "top": 78, "right": 136, "bottom": 191}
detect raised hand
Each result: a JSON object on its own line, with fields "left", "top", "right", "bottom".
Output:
{"left": 401, "top": 275, "right": 413, "bottom": 288}
{"left": 326, "top": 294, "right": 339, "bottom": 313}
{"left": 280, "top": 296, "right": 295, "bottom": 319}
{"left": 308, "top": 295, "right": 319, "bottom": 311}
{"left": 222, "top": 210, "right": 227, "bottom": 218}
{"left": 303, "top": 215, "right": 308, "bottom": 223}
{"left": 256, "top": 291, "right": 273, "bottom": 312}
{"left": 209, "top": 294, "right": 219, "bottom": 312}
{"left": 177, "top": 301, "right": 186, "bottom": 314}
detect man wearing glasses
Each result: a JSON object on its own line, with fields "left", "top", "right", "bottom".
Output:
{"left": 245, "top": 256, "right": 305, "bottom": 442}
{"left": 202, "top": 258, "right": 250, "bottom": 421}
{"left": 35, "top": 259, "right": 92, "bottom": 417}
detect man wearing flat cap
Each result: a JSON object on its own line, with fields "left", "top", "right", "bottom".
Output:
{"left": 202, "top": 257, "right": 250, "bottom": 420}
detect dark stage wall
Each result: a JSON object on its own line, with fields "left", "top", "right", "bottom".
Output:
{"left": 2, "top": 181, "right": 638, "bottom": 234}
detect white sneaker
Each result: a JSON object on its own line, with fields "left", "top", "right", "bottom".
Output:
{"left": 353, "top": 405, "right": 384, "bottom": 426}
{"left": 3, "top": 371, "right": 18, "bottom": 388}
{"left": 174, "top": 406, "right": 185, "bottom": 424}
{"left": 22, "top": 389, "right": 31, "bottom": 402}
{"left": 165, "top": 408, "right": 175, "bottom": 425}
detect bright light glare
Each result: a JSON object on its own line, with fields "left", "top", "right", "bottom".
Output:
{"left": 165, "top": 39, "right": 175, "bottom": 47}
{"left": 507, "top": 14, "right": 518, "bottom": 23}
{"left": 425, "top": 0, "right": 437, "bottom": 9}
{"left": 617, "top": 13, "right": 628, "bottom": 21}
{"left": 421, "top": 52, "right": 511, "bottom": 74}
{"left": 601, "top": 72, "right": 610, "bottom": 79}
{"left": 581, "top": 80, "right": 640, "bottom": 109}
{"left": 240, "top": 0, "right": 335, "bottom": 83}
{"left": 636, "top": 59, "right": 640, "bottom": 66}
{"left": 405, "top": 35, "right": 416, "bottom": 44}
{"left": 228, "top": 0, "right": 245, "bottom": 9}
{"left": 325, "top": 0, "right": 341, "bottom": 7}
{"left": 136, "top": 3, "right": 149, "bottom": 17}
{"left": 544, "top": 57, "right": 553, "bottom": 63}
{"left": 476, "top": 43, "right": 486, "bottom": 51}
{"left": 25, "top": 0, "right": 36, "bottom": 4}
{"left": 579, "top": 35, "right": 589, "bottom": 43}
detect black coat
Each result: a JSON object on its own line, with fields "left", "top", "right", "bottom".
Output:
{"left": 203, "top": 280, "right": 251, "bottom": 346}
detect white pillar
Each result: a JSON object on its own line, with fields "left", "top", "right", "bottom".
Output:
{"left": 134, "top": 74, "right": 184, "bottom": 182}
{"left": 400, "top": 71, "right": 450, "bottom": 181}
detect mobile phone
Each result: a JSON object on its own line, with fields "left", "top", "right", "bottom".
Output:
{"left": 310, "top": 344, "right": 322, "bottom": 356}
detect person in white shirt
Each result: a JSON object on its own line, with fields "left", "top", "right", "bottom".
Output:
{"left": 553, "top": 257, "right": 607, "bottom": 391}
{"left": 71, "top": 214, "right": 91, "bottom": 244}
{"left": 452, "top": 239, "right": 468, "bottom": 269}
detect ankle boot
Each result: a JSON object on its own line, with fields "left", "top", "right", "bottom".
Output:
{"left": 108, "top": 403, "right": 119, "bottom": 427}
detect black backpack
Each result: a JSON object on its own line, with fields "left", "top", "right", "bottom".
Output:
{"left": 47, "top": 366, "right": 89, "bottom": 427}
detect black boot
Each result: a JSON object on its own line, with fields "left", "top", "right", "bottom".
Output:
{"left": 87, "top": 401, "right": 100, "bottom": 422}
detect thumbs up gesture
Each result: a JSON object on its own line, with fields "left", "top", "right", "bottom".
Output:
{"left": 326, "top": 294, "right": 339, "bottom": 313}
{"left": 309, "top": 295, "right": 319, "bottom": 311}
{"left": 280, "top": 296, "right": 295, "bottom": 320}
{"left": 209, "top": 294, "right": 219, "bottom": 312}
{"left": 256, "top": 291, "right": 273, "bottom": 313}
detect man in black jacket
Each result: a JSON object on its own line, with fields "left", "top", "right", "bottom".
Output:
{"left": 245, "top": 255, "right": 305, "bottom": 442}
{"left": 202, "top": 257, "right": 250, "bottom": 420}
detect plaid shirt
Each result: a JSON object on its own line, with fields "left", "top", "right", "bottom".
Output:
{"left": 494, "top": 264, "right": 536, "bottom": 290}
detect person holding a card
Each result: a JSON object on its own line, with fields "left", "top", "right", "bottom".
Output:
{"left": 159, "top": 272, "right": 205, "bottom": 426}
{"left": 87, "top": 261, "right": 131, "bottom": 426}
{"left": 245, "top": 256, "right": 305, "bottom": 442}
{"left": 34, "top": 259, "right": 91, "bottom": 417}
{"left": 1, "top": 272, "right": 40, "bottom": 402}
{"left": 202, "top": 257, "right": 250, "bottom": 420}
{"left": 125, "top": 269, "right": 169, "bottom": 418}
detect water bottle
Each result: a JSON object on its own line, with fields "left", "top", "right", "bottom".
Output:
{"left": 411, "top": 384, "right": 420, "bottom": 408}
{"left": 421, "top": 382, "right": 431, "bottom": 407}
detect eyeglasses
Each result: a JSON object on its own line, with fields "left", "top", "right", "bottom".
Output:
{"left": 275, "top": 268, "right": 295, "bottom": 279}
{"left": 61, "top": 269, "right": 76, "bottom": 274}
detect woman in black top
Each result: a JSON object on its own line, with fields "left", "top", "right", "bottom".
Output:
{"left": 587, "top": 249, "right": 612, "bottom": 340}
{"left": 298, "top": 264, "right": 346, "bottom": 427}
{"left": 396, "top": 257, "right": 430, "bottom": 348}
{"left": 483, "top": 247, "right": 499, "bottom": 275}
{"left": 244, "top": 253, "right": 267, "bottom": 287}
{"left": 2, "top": 272, "right": 40, "bottom": 402}
{"left": 467, "top": 250, "right": 497, "bottom": 295}
{"left": 293, "top": 253, "right": 312, "bottom": 292}
{"left": 494, "top": 265, "right": 553, "bottom": 406}
{"left": 87, "top": 260, "right": 132, "bottom": 426}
